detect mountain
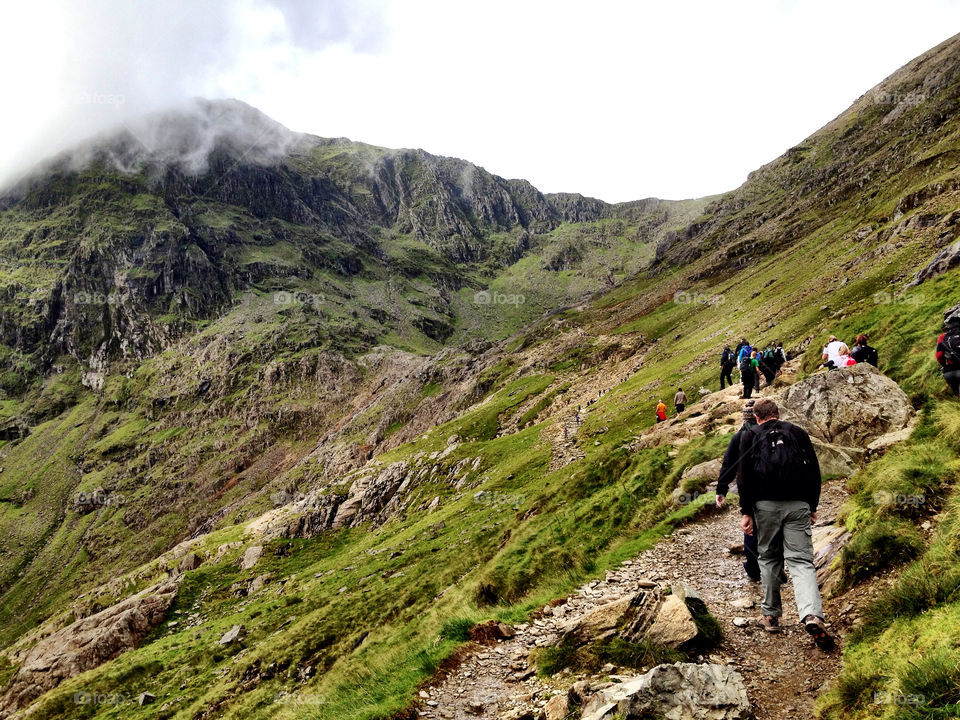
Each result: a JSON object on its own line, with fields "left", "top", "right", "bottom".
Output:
{"left": 0, "top": 34, "right": 959, "bottom": 720}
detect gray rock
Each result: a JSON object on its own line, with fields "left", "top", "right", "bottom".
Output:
{"left": 909, "top": 240, "right": 960, "bottom": 286}
{"left": 218, "top": 624, "right": 246, "bottom": 645}
{"left": 0, "top": 580, "right": 179, "bottom": 715}
{"left": 780, "top": 364, "right": 914, "bottom": 447}
{"left": 138, "top": 692, "right": 156, "bottom": 706}
{"left": 178, "top": 552, "right": 202, "bottom": 572}
{"left": 239, "top": 545, "right": 264, "bottom": 570}
{"left": 581, "top": 663, "right": 751, "bottom": 720}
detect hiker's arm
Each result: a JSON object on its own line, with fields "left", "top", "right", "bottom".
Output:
{"left": 715, "top": 433, "right": 739, "bottom": 499}
{"left": 800, "top": 428, "right": 822, "bottom": 511}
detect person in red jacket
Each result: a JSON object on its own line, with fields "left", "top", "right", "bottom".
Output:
{"left": 937, "top": 313, "right": 960, "bottom": 395}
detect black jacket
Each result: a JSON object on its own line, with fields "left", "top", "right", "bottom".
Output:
{"left": 716, "top": 421, "right": 756, "bottom": 498}
{"left": 737, "top": 419, "right": 821, "bottom": 514}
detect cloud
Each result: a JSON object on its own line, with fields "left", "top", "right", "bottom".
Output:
{"left": 0, "top": 0, "right": 387, "bottom": 188}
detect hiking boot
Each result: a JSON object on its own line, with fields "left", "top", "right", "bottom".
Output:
{"left": 759, "top": 615, "right": 781, "bottom": 633}
{"left": 803, "top": 615, "right": 835, "bottom": 651}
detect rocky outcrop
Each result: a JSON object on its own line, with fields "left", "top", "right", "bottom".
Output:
{"left": 580, "top": 663, "right": 752, "bottom": 720}
{"left": 908, "top": 238, "right": 960, "bottom": 286}
{"left": 0, "top": 580, "right": 179, "bottom": 716}
{"left": 779, "top": 363, "right": 914, "bottom": 447}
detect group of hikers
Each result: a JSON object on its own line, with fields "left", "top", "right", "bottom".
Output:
{"left": 720, "top": 339, "right": 788, "bottom": 398}
{"left": 703, "top": 309, "right": 960, "bottom": 650}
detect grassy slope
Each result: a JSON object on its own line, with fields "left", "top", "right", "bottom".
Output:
{"left": 5, "top": 35, "right": 960, "bottom": 720}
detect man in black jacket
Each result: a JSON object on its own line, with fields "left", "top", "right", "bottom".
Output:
{"left": 720, "top": 345, "right": 736, "bottom": 389}
{"left": 737, "top": 398, "right": 833, "bottom": 650}
{"left": 716, "top": 400, "right": 760, "bottom": 580}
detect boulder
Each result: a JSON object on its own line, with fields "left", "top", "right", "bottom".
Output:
{"left": 810, "top": 437, "right": 863, "bottom": 478}
{"left": 0, "top": 580, "right": 179, "bottom": 715}
{"left": 219, "top": 624, "right": 246, "bottom": 645}
{"left": 581, "top": 663, "right": 751, "bottom": 720}
{"left": 561, "top": 587, "right": 700, "bottom": 650}
{"left": 681, "top": 458, "right": 722, "bottom": 484}
{"left": 178, "top": 552, "right": 202, "bottom": 572}
{"left": 239, "top": 545, "right": 264, "bottom": 570}
{"left": 813, "top": 524, "right": 852, "bottom": 597}
{"left": 544, "top": 693, "right": 570, "bottom": 720}
{"left": 779, "top": 364, "right": 914, "bottom": 447}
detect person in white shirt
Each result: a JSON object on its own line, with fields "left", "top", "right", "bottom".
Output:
{"left": 820, "top": 335, "right": 849, "bottom": 370}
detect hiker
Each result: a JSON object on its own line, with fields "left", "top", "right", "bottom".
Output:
{"left": 740, "top": 352, "right": 757, "bottom": 399}
{"left": 850, "top": 334, "right": 878, "bottom": 367}
{"left": 715, "top": 400, "right": 761, "bottom": 581}
{"left": 734, "top": 338, "right": 747, "bottom": 359}
{"left": 820, "top": 335, "right": 849, "bottom": 370}
{"left": 674, "top": 388, "right": 687, "bottom": 414}
{"left": 758, "top": 346, "right": 777, "bottom": 387}
{"left": 738, "top": 340, "right": 753, "bottom": 364}
{"left": 937, "top": 311, "right": 960, "bottom": 395}
{"left": 655, "top": 400, "right": 668, "bottom": 423}
{"left": 750, "top": 350, "right": 761, "bottom": 392}
{"left": 737, "top": 398, "right": 833, "bottom": 649}
{"left": 720, "top": 345, "right": 736, "bottom": 389}
{"left": 773, "top": 342, "right": 787, "bottom": 374}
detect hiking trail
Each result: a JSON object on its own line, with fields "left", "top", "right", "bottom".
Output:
{"left": 416, "top": 478, "right": 866, "bottom": 719}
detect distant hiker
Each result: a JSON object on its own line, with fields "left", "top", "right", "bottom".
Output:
{"left": 750, "top": 351, "right": 761, "bottom": 392}
{"left": 850, "top": 334, "right": 878, "bottom": 367}
{"left": 716, "top": 400, "right": 761, "bottom": 581}
{"left": 734, "top": 338, "right": 747, "bottom": 359}
{"left": 772, "top": 342, "right": 787, "bottom": 374}
{"left": 740, "top": 352, "right": 757, "bottom": 399}
{"left": 758, "top": 346, "right": 777, "bottom": 387}
{"left": 674, "top": 388, "right": 687, "bottom": 414}
{"left": 563, "top": 426, "right": 568, "bottom": 440}
{"left": 820, "top": 335, "right": 849, "bottom": 370}
{"left": 656, "top": 400, "right": 668, "bottom": 423}
{"left": 720, "top": 345, "right": 736, "bottom": 389}
{"left": 937, "top": 311, "right": 960, "bottom": 395}
{"left": 737, "top": 398, "right": 832, "bottom": 649}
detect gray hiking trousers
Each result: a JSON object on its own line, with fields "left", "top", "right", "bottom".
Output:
{"left": 754, "top": 500, "right": 823, "bottom": 621}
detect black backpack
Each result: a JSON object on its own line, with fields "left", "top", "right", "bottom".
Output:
{"left": 863, "top": 345, "right": 879, "bottom": 367}
{"left": 943, "top": 328, "right": 960, "bottom": 366}
{"left": 744, "top": 421, "right": 805, "bottom": 481}
{"left": 739, "top": 357, "right": 753, "bottom": 374}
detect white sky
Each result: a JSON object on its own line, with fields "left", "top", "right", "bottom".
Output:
{"left": 1, "top": 0, "right": 959, "bottom": 202}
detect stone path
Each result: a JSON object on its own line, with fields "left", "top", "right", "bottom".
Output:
{"left": 417, "top": 478, "right": 857, "bottom": 720}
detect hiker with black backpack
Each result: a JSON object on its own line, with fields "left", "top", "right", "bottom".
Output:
{"left": 759, "top": 346, "right": 777, "bottom": 387}
{"left": 850, "top": 334, "right": 878, "bottom": 367}
{"left": 720, "top": 345, "right": 736, "bottom": 389}
{"left": 715, "top": 400, "right": 761, "bottom": 581}
{"left": 737, "top": 398, "right": 833, "bottom": 650}
{"left": 937, "top": 311, "right": 960, "bottom": 395}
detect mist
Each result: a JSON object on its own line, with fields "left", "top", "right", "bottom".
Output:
{"left": 0, "top": 0, "right": 386, "bottom": 190}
